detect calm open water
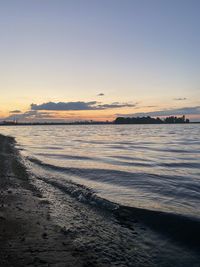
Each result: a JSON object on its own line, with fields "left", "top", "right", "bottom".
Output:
{"left": 0, "top": 124, "right": 200, "bottom": 219}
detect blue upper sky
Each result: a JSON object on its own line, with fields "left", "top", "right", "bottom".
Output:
{"left": 0, "top": 0, "right": 199, "bottom": 121}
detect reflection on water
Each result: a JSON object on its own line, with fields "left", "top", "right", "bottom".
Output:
{"left": 0, "top": 124, "right": 200, "bottom": 219}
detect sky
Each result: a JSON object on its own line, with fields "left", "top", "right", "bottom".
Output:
{"left": 0, "top": 0, "right": 200, "bottom": 122}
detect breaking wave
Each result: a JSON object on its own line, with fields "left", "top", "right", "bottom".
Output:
{"left": 27, "top": 156, "right": 200, "bottom": 249}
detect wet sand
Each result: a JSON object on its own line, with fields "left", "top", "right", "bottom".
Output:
{"left": 0, "top": 134, "right": 200, "bottom": 267}
{"left": 0, "top": 134, "right": 85, "bottom": 267}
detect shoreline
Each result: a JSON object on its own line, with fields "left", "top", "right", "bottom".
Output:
{"left": 0, "top": 134, "right": 85, "bottom": 266}
{"left": 0, "top": 134, "right": 200, "bottom": 266}
{"left": 0, "top": 122, "right": 200, "bottom": 126}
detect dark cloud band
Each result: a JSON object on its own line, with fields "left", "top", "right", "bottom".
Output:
{"left": 9, "top": 110, "right": 21, "bottom": 114}
{"left": 31, "top": 101, "right": 136, "bottom": 111}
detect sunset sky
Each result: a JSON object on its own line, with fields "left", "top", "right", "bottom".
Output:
{"left": 0, "top": 0, "right": 199, "bottom": 122}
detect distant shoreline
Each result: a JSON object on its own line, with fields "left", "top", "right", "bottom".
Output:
{"left": 0, "top": 121, "right": 200, "bottom": 126}
{"left": 1, "top": 115, "right": 199, "bottom": 126}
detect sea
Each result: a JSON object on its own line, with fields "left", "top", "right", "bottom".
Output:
{"left": 0, "top": 124, "right": 199, "bottom": 220}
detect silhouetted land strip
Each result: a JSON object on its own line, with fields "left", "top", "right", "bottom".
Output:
{"left": 0, "top": 115, "right": 198, "bottom": 126}
{"left": 114, "top": 115, "right": 190, "bottom": 124}
{"left": 0, "top": 121, "right": 112, "bottom": 126}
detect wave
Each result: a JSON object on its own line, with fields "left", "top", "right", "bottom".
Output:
{"left": 108, "top": 144, "right": 200, "bottom": 154}
{"left": 36, "top": 153, "right": 94, "bottom": 161}
{"left": 27, "top": 156, "right": 171, "bottom": 187}
{"left": 35, "top": 175, "right": 118, "bottom": 211}
{"left": 28, "top": 145, "right": 64, "bottom": 150}
{"left": 28, "top": 156, "right": 200, "bottom": 200}
{"left": 32, "top": 169, "right": 200, "bottom": 250}
{"left": 37, "top": 153, "right": 153, "bottom": 168}
{"left": 160, "top": 162, "right": 200, "bottom": 168}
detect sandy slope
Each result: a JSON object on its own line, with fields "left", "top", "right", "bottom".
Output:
{"left": 0, "top": 134, "right": 84, "bottom": 267}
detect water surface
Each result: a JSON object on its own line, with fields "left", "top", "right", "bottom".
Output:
{"left": 0, "top": 124, "right": 199, "bottom": 219}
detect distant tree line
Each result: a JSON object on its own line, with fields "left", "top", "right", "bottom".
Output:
{"left": 114, "top": 115, "right": 190, "bottom": 124}
{"left": 0, "top": 115, "right": 190, "bottom": 126}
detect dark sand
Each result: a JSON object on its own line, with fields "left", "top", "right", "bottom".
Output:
{"left": 0, "top": 134, "right": 87, "bottom": 267}
{"left": 0, "top": 134, "right": 200, "bottom": 267}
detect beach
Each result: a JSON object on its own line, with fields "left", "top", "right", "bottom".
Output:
{"left": 1, "top": 0, "right": 199, "bottom": 265}
{"left": 0, "top": 134, "right": 87, "bottom": 266}
{"left": 0, "top": 132, "right": 200, "bottom": 267}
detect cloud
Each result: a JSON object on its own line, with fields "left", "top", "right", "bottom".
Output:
{"left": 31, "top": 101, "right": 136, "bottom": 111}
{"left": 174, "top": 98, "right": 187, "bottom": 101}
{"left": 116, "top": 106, "right": 200, "bottom": 117}
{"left": 9, "top": 110, "right": 21, "bottom": 114}
{"left": 97, "top": 93, "right": 104, "bottom": 96}
{"left": 31, "top": 101, "right": 97, "bottom": 111}
{"left": 144, "top": 105, "right": 157, "bottom": 108}
{"left": 97, "top": 102, "right": 136, "bottom": 109}
{"left": 5, "top": 110, "right": 55, "bottom": 121}
{"left": 3, "top": 101, "right": 137, "bottom": 122}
